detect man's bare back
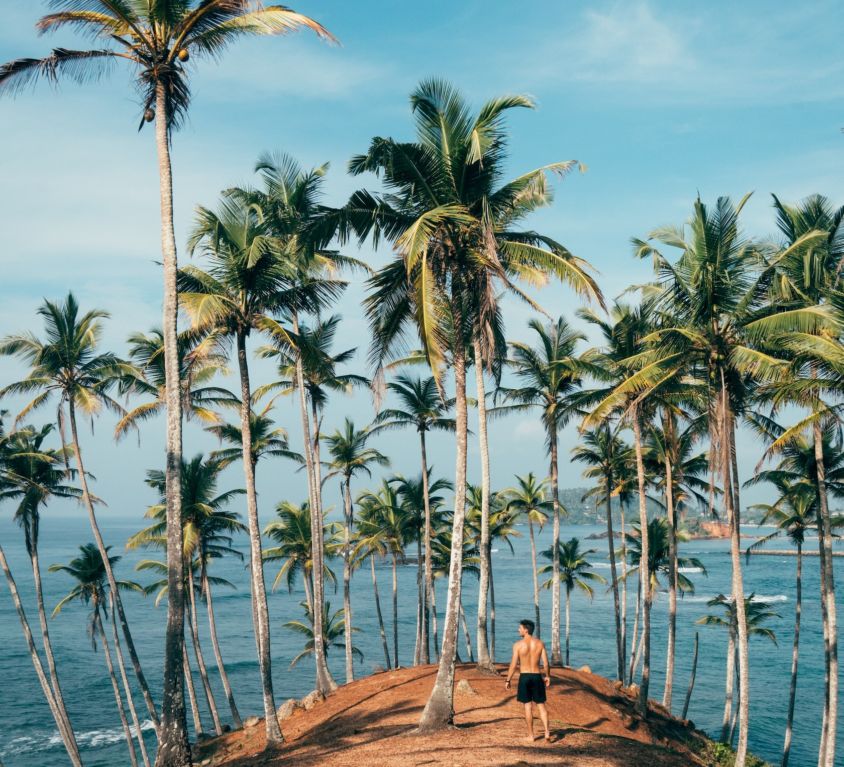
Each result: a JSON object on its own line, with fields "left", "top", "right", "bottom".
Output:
{"left": 512, "top": 635, "right": 547, "bottom": 674}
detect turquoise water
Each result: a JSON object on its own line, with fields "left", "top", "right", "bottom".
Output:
{"left": 0, "top": 514, "right": 841, "bottom": 766}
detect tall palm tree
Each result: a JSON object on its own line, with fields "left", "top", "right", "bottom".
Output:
{"left": 357, "top": 482, "right": 415, "bottom": 668}
{"left": 0, "top": 419, "right": 82, "bottom": 766}
{"left": 263, "top": 500, "right": 340, "bottom": 611}
{"left": 373, "top": 374, "right": 455, "bottom": 663}
{"left": 348, "top": 78, "right": 601, "bottom": 729}
{"left": 1, "top": 8, "right": 336, "bottom": 760}
{"left": 571, "top": 425, "right": 629, "bottom": 681}
{"left": 0, "top": 294, "right": 159, "bottom": 729}
{"left": 747, "top": 479, "right": 818, "bottom": 767}
{"left": 50, "top": 544, "right": 143, "bottom": 765}
{"left": 128, "top": 454, "right": 247, "bottom": 730}
{"left": 539, "top": 538, "right": 605, "bottom": 667}
{"left": 503, "top": 473, "right": 552, "bottom": 639}
{"left": 0, "top": 424, "right": 82, "bottom": 751}
{"left": 323, "top": 418, "right": 389, "bottom": 682}
{"left": 499, "top": 317, "right": 589, "bottom": 665}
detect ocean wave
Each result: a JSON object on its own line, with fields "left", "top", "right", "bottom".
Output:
{"left": 680, "top": 593, "right": 788, "bottom": 605}
{"left": 1, "top": 720, "right": 155, "bottom": 757}
{"left": 678, "top": 567, "right": 704, "bottom": 573}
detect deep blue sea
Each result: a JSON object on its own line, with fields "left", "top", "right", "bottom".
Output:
{"left": 1, "top": 514, "right": 841, "bottom": 766}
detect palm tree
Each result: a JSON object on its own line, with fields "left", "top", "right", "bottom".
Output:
{"left": 499, "top": 317, "right": 589, "bottom": 665}
{"left": 116, "top": 328, "right": 235, "bottom": 440}
{"left": 0, "top": 424, "right": 82, "bottom": 751}
{"left": 286, "top": 601, "right": 362, "bottom": 669}
{"left": 747, "top": 479, "right": 818, "bottom": 767}
{"left": 624, "top": 519, "right": 706, "bottom": 595}
{"left": 323, "top": 419, "right": 389, "bottom": 682}
{"left": 697, "top": 593, "right": 780, "bottom": 746}
{"left": 571, "top": 425, "right": 629, "bottom": 680}
{"left": 128, "top": 454, "right": 247, "bottom": 730}
{"left": 263, "top": 500, "right": 339, "bottom": 611}
{"left": 357, "top": 482, "right": 415, "bottom": 668}
{"left": 539, "top": 538, "right": 606, "bottom": 666}
{"left": 0, "top": 294, "right": 159, "bottom": 730}
{"left": 2, "top": 8, "right": 336, "bottom": 760}
{"left": 503, "top": 473, "right": 552, "bottom": 639}
{"left": 0, "top": 419, "right": 82, "bottom": 766}
{"left": 373, "top": 374, "right": 455, "bottom": 663}
{"left": 50, "top": 544, "right": 143, "bottom": 765}
{"left": 348, "top": 78, "right": 602, "bottom": 729}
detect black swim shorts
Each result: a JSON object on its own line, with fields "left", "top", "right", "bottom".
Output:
{"left": 517, "top": 672, "right": 546, "bottom": 704}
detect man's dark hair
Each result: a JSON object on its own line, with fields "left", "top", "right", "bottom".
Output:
{"left": 520, "top": 619, "right": 535, "bottom": 635}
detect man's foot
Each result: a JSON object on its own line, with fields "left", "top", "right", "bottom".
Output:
{"left": 544, "top": 734, "right": 554, "bottom": 743}
{"left": 526, "top": 734, "right": 538, "bottom": 743}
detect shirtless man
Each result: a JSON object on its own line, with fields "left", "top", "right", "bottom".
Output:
{"left": 504, "top": 619, "right": 552, "bottom": 742}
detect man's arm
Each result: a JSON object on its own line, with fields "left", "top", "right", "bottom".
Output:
{"left": 505, "top": 643, "right": 519, "bottom": 689}
{"left": 540, "top": 643, "right": 551, "bottom": 687}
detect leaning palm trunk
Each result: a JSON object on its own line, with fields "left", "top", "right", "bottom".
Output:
{"left": 628, "top": 574, "right": 642, "bottom": 685}
{"left": 418, "top": 336, "right": 469, "bottom": 731}
{"left": 528, "top": 520, "right": 541, "bottom": 638}
{"left": 620, "top": 501, "right": 628, "bottom": 674}
{"left": 549, "top": 429, "right": 563, "bottom": 666}
{"left": 682, "top": 632, "right": 699, "bottom": 720}
{"left": 392, "top": 554, "right": 400, "bottom": 667}
{"left": 420, "top": 431, "right": 433, "bottom": 663}
{"left": 343, "top": 477, "right": 355, "bottom": 682}
{"left": 68, "top": 402, "right": 159, "bottom": 733}
{"left": 430, "top": 576, "right": 440, "bottom": 661}
{"left": 183, "top": 642, "right": 203, "bottom": 736}
{"left": 29, "top": 540, "right": 76, "bottom": 744}
{"left": 813, "top": 417, "right": 838, "bottom": 767}
{"left": 564, "top": 586, "right": 571, "bottom": 666}
{"left": 186, "top": 569, "right": 221, "bottom": 735}
{"left": 201, "top": 566, "right": 241, "bottom": 728}
{"left": 782, "top": 542, "right": 802, "bottom": 767}
{"left": 414, "top": 534, "right": 424, "bottom": 665}
{"left": 721, "top": 617, "right": 737, "bottom": 742}
{"left": 0, "top": 544, "right": 82, "bottom": 766}
{"left": 721, "top": 382, "right": 749, "bottom": 766}
{"left": 663, "top": 415, "right": 678, "bottom": 710}
{"left": 473, "top": 337, "right": 493, "bottom": 670}
{"left": 96, "top": 609, "right": 139, "bottom": 767}
{"left": 370, "top": 555, "right": 391, "bottom": 669}
{"left": 154, "top": 81, "right": 189, "bottom": 767}
{"left": 111, "top": 597, "right": 152, "bottom": 767}
{"left": 460, "top": 597, "right": 475, "bottom": 663}
{"left": 631, "top": 407, "right": 651, "bottom": 716}
{"left": 605, "top": 476, "right": 623, "bottom": 681}
{"left": 293, "top": 316, "right": 336, "bottom": 694}
{"left": 235, "top": 332, "right": 282, "bottom": 742}
{"left": 489, "top": 551, "right": 497, "bottom": 661}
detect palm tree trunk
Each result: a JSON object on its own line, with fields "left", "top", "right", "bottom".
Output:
{"left": 414, "top": 533, "right": 423, "bottom": 665}
{"left": 628, "top": 574, "right": 641, "bottom": 685}
{"left": 29, "top": 541, "right": 77, "bottom": 745}
{"left": 473, "top": 337, "right": 493, "bottom": 670}
{"left": 0, "top": 544, "right": 83, "bottom": 767}
{"left": 605, "top": 473, "right": 623, "bottom": 682}
{"left": 549, "top": 428, "right": 563, "bottom": 666}
{"left": 528, "top": 520, "right": 541, "bottom": 639}
{"left": 431, "top": 575, "right": 440, "bottom": 662}
{"left": 489, "top": 551, "right": 496, "bottom": 662}
{"left": 68, "top": 402, "right": 160, "bottom": 734}
{"left": 370, "top": 555, "right": 391, "bottom": 668}
{"left": 153, "top": 79, "right": 190, "bottom": 767}
{"left": 235, "top": 332, "right": 282, "bottom": 742}
{"left": 682, "top": 632, "right": 699, "bottom": 720}
{"left": 730, "top": 645, "right": 740, "bottom": 747}
{"left": 782, "top": 542, "right": 802, "bottom": 767}
{"left": 343, "top": 476, "right": 355, "bottom": 683}
{"left": 620, "top": 500, "right": 628, "bottom": 675}
{"left": 201, "top": 566, "right": 241, "bottom": 728}
{"left": 564, "top": 586, "right": 571, "bottom": 666}
{"left": 418, "top": 326, "right": 469, "bottom": 731}
{"left": 97, "top": 610, "right": 139, "bottom": 767}
{"left": 721, "top": 383, "right": 749, "bottom": 767}
{"left": 663, "top": 413, "right": 678, "bottom": 710}
{"left": 631, "top": 406, "right": 651, "bottom": 716}
{"left": 813, "top": 417, "right": 838, "bottom": 767}
{"left": 392, "top": 554, "right": 399, "bottom": 667}
{"left": 721, "top": 617, "right": 737, "bottom": 742}
{"left": 460, "top": 597, "right": 474, "bottom": 663}
{"left": 111, "top": 597, "right": 153, "bottom": 767}
{"left": 420, "top": 431, "right": 433, "bottom": 664}
{"left": 186, "top": 568, "right": 221, "bottom": 735}
{"left": 183, "top": 641, "right": 202, "bottom": 736}
{"left": 293, "top": 313, "right": 336, "bottom": 695}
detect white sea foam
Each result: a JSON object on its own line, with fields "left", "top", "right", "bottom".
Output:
{"left": 680, "top": 593, "right": 788, "bottom": 605}
{"left": 1, "top": 720, "right": 155, "bottom": 757}
{"left": 679, "top": 566, "right": 704, "bottom": 573}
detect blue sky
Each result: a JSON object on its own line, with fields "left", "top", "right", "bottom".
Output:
{"left": 1, "top": 1, "right": 843, "bottom": 521}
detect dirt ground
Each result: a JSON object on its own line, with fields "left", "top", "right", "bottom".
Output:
{"left": 195, "top": 664, "right": 710, "bottom": 767}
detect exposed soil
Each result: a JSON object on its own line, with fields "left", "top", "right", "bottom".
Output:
{"left": 195, "top": 664, "right": 711, "bottom": 767}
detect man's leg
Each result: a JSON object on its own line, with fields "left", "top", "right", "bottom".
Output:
{"left": 537, "top": 703, "right": 550, "bottom": 739}
{"left": 523, "top": 703, "right": 535, "bottom": 741}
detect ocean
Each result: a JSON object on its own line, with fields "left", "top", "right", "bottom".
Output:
{"left": 0, "top": 513, "right": 841, "bottom": 766}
